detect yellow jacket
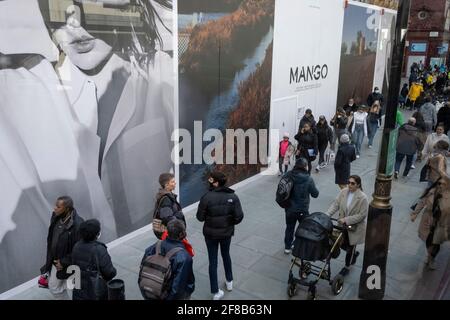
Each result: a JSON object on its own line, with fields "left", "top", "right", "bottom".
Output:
{"left": 408, "top": 83, "right": 423, "bottom": 101}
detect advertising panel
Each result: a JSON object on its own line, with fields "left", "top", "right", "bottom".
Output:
{"left": 0, "top": 0, "right": 174, "bottom": 292}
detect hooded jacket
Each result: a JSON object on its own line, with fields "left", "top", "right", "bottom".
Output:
{"left": 196, "top": 186, "right": 244, "bottom": 239}
{"left": 420, "top": 102, "right": 437, "bottom": 127}
{"left": 286, "top": 169, "right": 319, "bottom": 214}
{"left": 396, "top": 123, "right": 422, "bottom": 155}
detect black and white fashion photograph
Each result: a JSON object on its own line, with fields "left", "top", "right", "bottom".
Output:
{"left": 0, "top": 0, "right": 174, "bottom": 293}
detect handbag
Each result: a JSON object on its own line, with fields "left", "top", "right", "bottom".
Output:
{"left": 153, "top": 196, "right": 168, "bottom": 239}
{"left": 89, "top": 245, "right": 108, "bottom": 300}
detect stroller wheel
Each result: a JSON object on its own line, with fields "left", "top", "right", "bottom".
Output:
{"left": 331, "top": 274, "right": 344, "bottom": 295}
{"left": 287, "top": 284, "right": 297, "bottom": 298}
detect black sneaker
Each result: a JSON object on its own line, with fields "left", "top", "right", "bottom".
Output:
{"left": 339, "top": 267, "right": 350, "bottom": 276}
{"left": 394, "top": 172, "right": 398, "bottom": 179}
{"left": 351, "top": 251, "right": 360, "bottom": 265}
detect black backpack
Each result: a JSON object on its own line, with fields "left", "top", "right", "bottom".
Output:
{"left": 276, "top": 172, "right": 294, "bottom": 208}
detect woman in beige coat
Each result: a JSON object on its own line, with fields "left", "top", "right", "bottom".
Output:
{"left": 327, "top": 175, "right": 369, "bottom": 276}
{"left": 411, "top": 172, "right": 450, "bottom": 270}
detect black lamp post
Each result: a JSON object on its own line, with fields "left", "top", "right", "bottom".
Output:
{"left": 358, "top": 0, "right": 411, "bottom": 300}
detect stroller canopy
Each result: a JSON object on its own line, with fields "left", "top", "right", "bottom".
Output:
{"left": 295, "top": 212, "right": 333, "bottom": 242}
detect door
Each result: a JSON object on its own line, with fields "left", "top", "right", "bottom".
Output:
{"left": 268, "top": 96, "right": 298, "bottom": 173}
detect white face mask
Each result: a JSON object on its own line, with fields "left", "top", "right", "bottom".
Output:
{"left": 97, "top": 232, "right": 101, "bottom": 240}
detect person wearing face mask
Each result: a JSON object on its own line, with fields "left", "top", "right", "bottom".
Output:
{"left": 367, "top": 87, "right": 384, "bottom": 117}
{"left": 411, "top": 173, "right": 450, "bottom": 270}
{"left": 71, "top": 219, "right": 117, "bottom": 300}
{"left": 326, "top": 175, "right": 368, "bottom": 276}
{"left": 40, "top": 196, "right": 84, "bottom": 300}
{"left": 196, "top": 171, "right": 244, "bottom": 300}
{"left": 343, "top": 98, "right": 357, "bottom": 116}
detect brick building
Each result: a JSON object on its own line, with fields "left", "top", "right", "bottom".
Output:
{"left": 404, "top": 0, "right": 450, "bottom": 75}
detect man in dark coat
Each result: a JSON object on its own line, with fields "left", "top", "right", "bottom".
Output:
{"left": 283, "top": 157, "right": 319, "bottom": 254}
{"left": 142, "top": 219, "right": 195, "bottom": 300}
{"left": 299, "top": 109, "right": 317, "bottom": 133}
{"left": 71, "top": 219, "right": 116, "bottom": 300}
{"left": 196, "top": 171, "right": 244, "bottom": 300}
{"left": 41, "top": 196, "right": 84, "bottom": 300}
{"left": 394, "top": 118, "right": 423, "bottom": 179}
{"left": 334, "top": 134, "right": 356, "bottom": 189}
{"left": 367, "top": 87, "right": 384, "bottom": 125}
{"left": 437, "top": 102, "right": 450, "bottom": 135}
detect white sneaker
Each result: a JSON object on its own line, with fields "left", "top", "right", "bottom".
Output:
{"left": 410, "top": 165, "right": 415, "bottom": 169}
{"left": 225, "top": 281, "right": 233, "bottom": 291}
{"left": 213, "top": 289, "right": 224, "bottom": 300}
{"left": 368, "top": 145, "right": 372, "bottom": 149}
{"left": 284, "top": 249, "right": 292, "bottom": 254}
{"left": 356, "top": 155, "right": 360, "bottom": 159}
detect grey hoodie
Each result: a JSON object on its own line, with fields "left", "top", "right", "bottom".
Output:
{"left": 419, "top": 102, "right": 437, "bottom": 126}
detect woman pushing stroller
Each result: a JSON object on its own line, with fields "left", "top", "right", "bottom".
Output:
{"left": 326, "top": 175, "right": 369, "bottom": 276}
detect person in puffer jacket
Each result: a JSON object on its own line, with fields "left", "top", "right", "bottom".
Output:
{"left": 196, "top": 171, "right": 244, "bottom": 300}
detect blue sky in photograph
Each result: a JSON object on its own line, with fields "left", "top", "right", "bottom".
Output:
{"left": 342, "top": 4, "right": 379, "bottom": 55}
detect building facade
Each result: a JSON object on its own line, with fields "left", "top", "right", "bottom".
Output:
{"left": 404, "top": 0, "right": 450, "bottom": 75}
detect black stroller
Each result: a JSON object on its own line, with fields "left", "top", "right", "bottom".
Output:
{"left": 287, "top": 212, "right": 346, "bottom": 300}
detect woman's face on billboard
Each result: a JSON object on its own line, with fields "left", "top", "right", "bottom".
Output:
{"left": 52, "top": 1, "right": 133, "bottom": 71}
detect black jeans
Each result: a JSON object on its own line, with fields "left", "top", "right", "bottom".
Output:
{"left": 284, "top": 211, "right": 307, "bottom": 249}
{"left": 205, "top": 237, "right": 233, "bottom": 294}
{"left": 341, "top": 230, "right": 357, "bottom": 267}
{"left": 426, "top": 228, "right": 441, "bottom": 258}
{"left": 394, "top": 152, "right": 414, "bottom": 176}
{"left": 318, "top": 142, "right": 328, "bottom": 164}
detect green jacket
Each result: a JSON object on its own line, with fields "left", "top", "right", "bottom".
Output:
{"left": 396, "top": 110, "right": 404, "bottom": 127}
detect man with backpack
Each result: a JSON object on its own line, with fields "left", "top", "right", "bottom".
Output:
{"left": 277, "top": 157, "right": 319, "bottom": 254}
{"left": 139, "top": 219, "right": 195, "bottom": 300}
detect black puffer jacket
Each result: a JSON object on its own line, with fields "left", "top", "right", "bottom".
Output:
{"left": 294, "top": 130, "right": 318, "bottom": 159}
{"left": 41, "top": 210, "right": 84, "bottom": 279}
{"left": 316, "top": 121, "right": 333, "bottom": 146}
{"left": 196, "top": 187, "right": 244, "bottom": 239}
{"left": 155, "top": 190, "right": 186, "bottom": 226}
{"left": 71, "top": 240, "right": 117, "bottom": 300}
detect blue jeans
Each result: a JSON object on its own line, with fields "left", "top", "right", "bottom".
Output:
{"left": 205, "top": 237, "right": 233, "bottom": 294}
{"left": 284, "top": 211, "right": 307, "bottom": 250}
{"left": 367, "top": 121, "right": 378, "bottom": 146}
{"left": 353, "top": 124, "right": 365, "bottom": 155}
{"left": 394, "top": 153, "right": 414, "bottom": 176}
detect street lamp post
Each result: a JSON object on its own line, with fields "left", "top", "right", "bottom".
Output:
{"left": 358, "top": 0, "right": 411, "bottom": 300}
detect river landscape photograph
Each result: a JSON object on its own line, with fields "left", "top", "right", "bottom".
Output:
{"left": 178, "top": 0, "right": 275, "bottom": 206}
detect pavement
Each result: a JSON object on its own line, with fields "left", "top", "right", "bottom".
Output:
{"left": 3, "top": 110, "right": 450, "bottom": 300}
